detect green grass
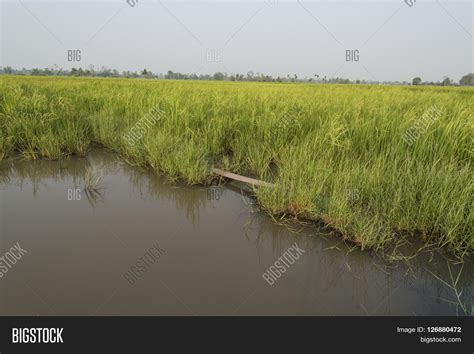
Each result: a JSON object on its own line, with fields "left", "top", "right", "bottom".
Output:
{"left": 0, "top": 75, "right": 472, "bottom": 257}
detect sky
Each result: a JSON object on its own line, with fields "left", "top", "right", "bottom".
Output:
{"left": 0, "top": 0, "right": 472, "bottom": 82}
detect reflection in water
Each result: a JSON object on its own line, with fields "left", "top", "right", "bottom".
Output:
{"left": 83, "top": 187, "right": 105, "bottom": 209}
{"left": 1, "top": 156, "right": 86, "bottom": 195}
{"left": 0, "top": 150, "right": 472, "bottom": 315}
{"left": 126, "top": 167, "right": 208, "bottom": 226}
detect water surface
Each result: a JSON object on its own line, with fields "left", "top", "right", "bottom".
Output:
{"left": 0, "top": 151, "right": 472, "bottom": 315}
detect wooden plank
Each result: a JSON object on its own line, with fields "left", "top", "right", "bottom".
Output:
{"left": 211, "top": 168, "right": 274, "bottom": 188}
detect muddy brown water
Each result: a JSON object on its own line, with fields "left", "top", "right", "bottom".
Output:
{"left": 0, "top": 151, "right": 472, "bottom": 315}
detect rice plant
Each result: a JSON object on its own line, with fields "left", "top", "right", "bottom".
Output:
{"left": 0, "top": 75, "right": 472, "bottom": 257}
{"left": 83, "top": 164, "right": 104, "bottom": 207}
{"left": 84, "top": 165, "right": 103, "bottom": 192}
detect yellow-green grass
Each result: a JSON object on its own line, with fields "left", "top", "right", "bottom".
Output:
{"left": 0, "top": 76, "right": 472, "bottom": 257}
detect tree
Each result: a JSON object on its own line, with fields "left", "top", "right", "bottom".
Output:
{"left": 3, "top": 66, "right": 13, "bottom": 74}
{"left": 213, "top": 72, "right": 224, "bottom": 80}
{"left": 412, "top": 77, "right": 422, "bottom": 85}
{"left": 441, "top": 76, "right": 452, "bottom": 86}
{"left": 459, "top": 73, "right": 474, "bottom": 86}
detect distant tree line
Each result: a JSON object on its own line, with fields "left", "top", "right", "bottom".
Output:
{"left": 0, "top": 66, "right": 367, "bottom": 83}
{"left": 412, "top": 73, "right": 473, "bottom": 87}
{"left": 0, "top": 66, "right": 472, "bottom": 86}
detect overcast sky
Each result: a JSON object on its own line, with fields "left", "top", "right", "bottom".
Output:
{"left": 1, "top": 0, "right": 472, "bottom": 82}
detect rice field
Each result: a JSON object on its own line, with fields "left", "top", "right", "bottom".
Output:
{"left": 0, "top": 75, "right": 472, "bottom": 257}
